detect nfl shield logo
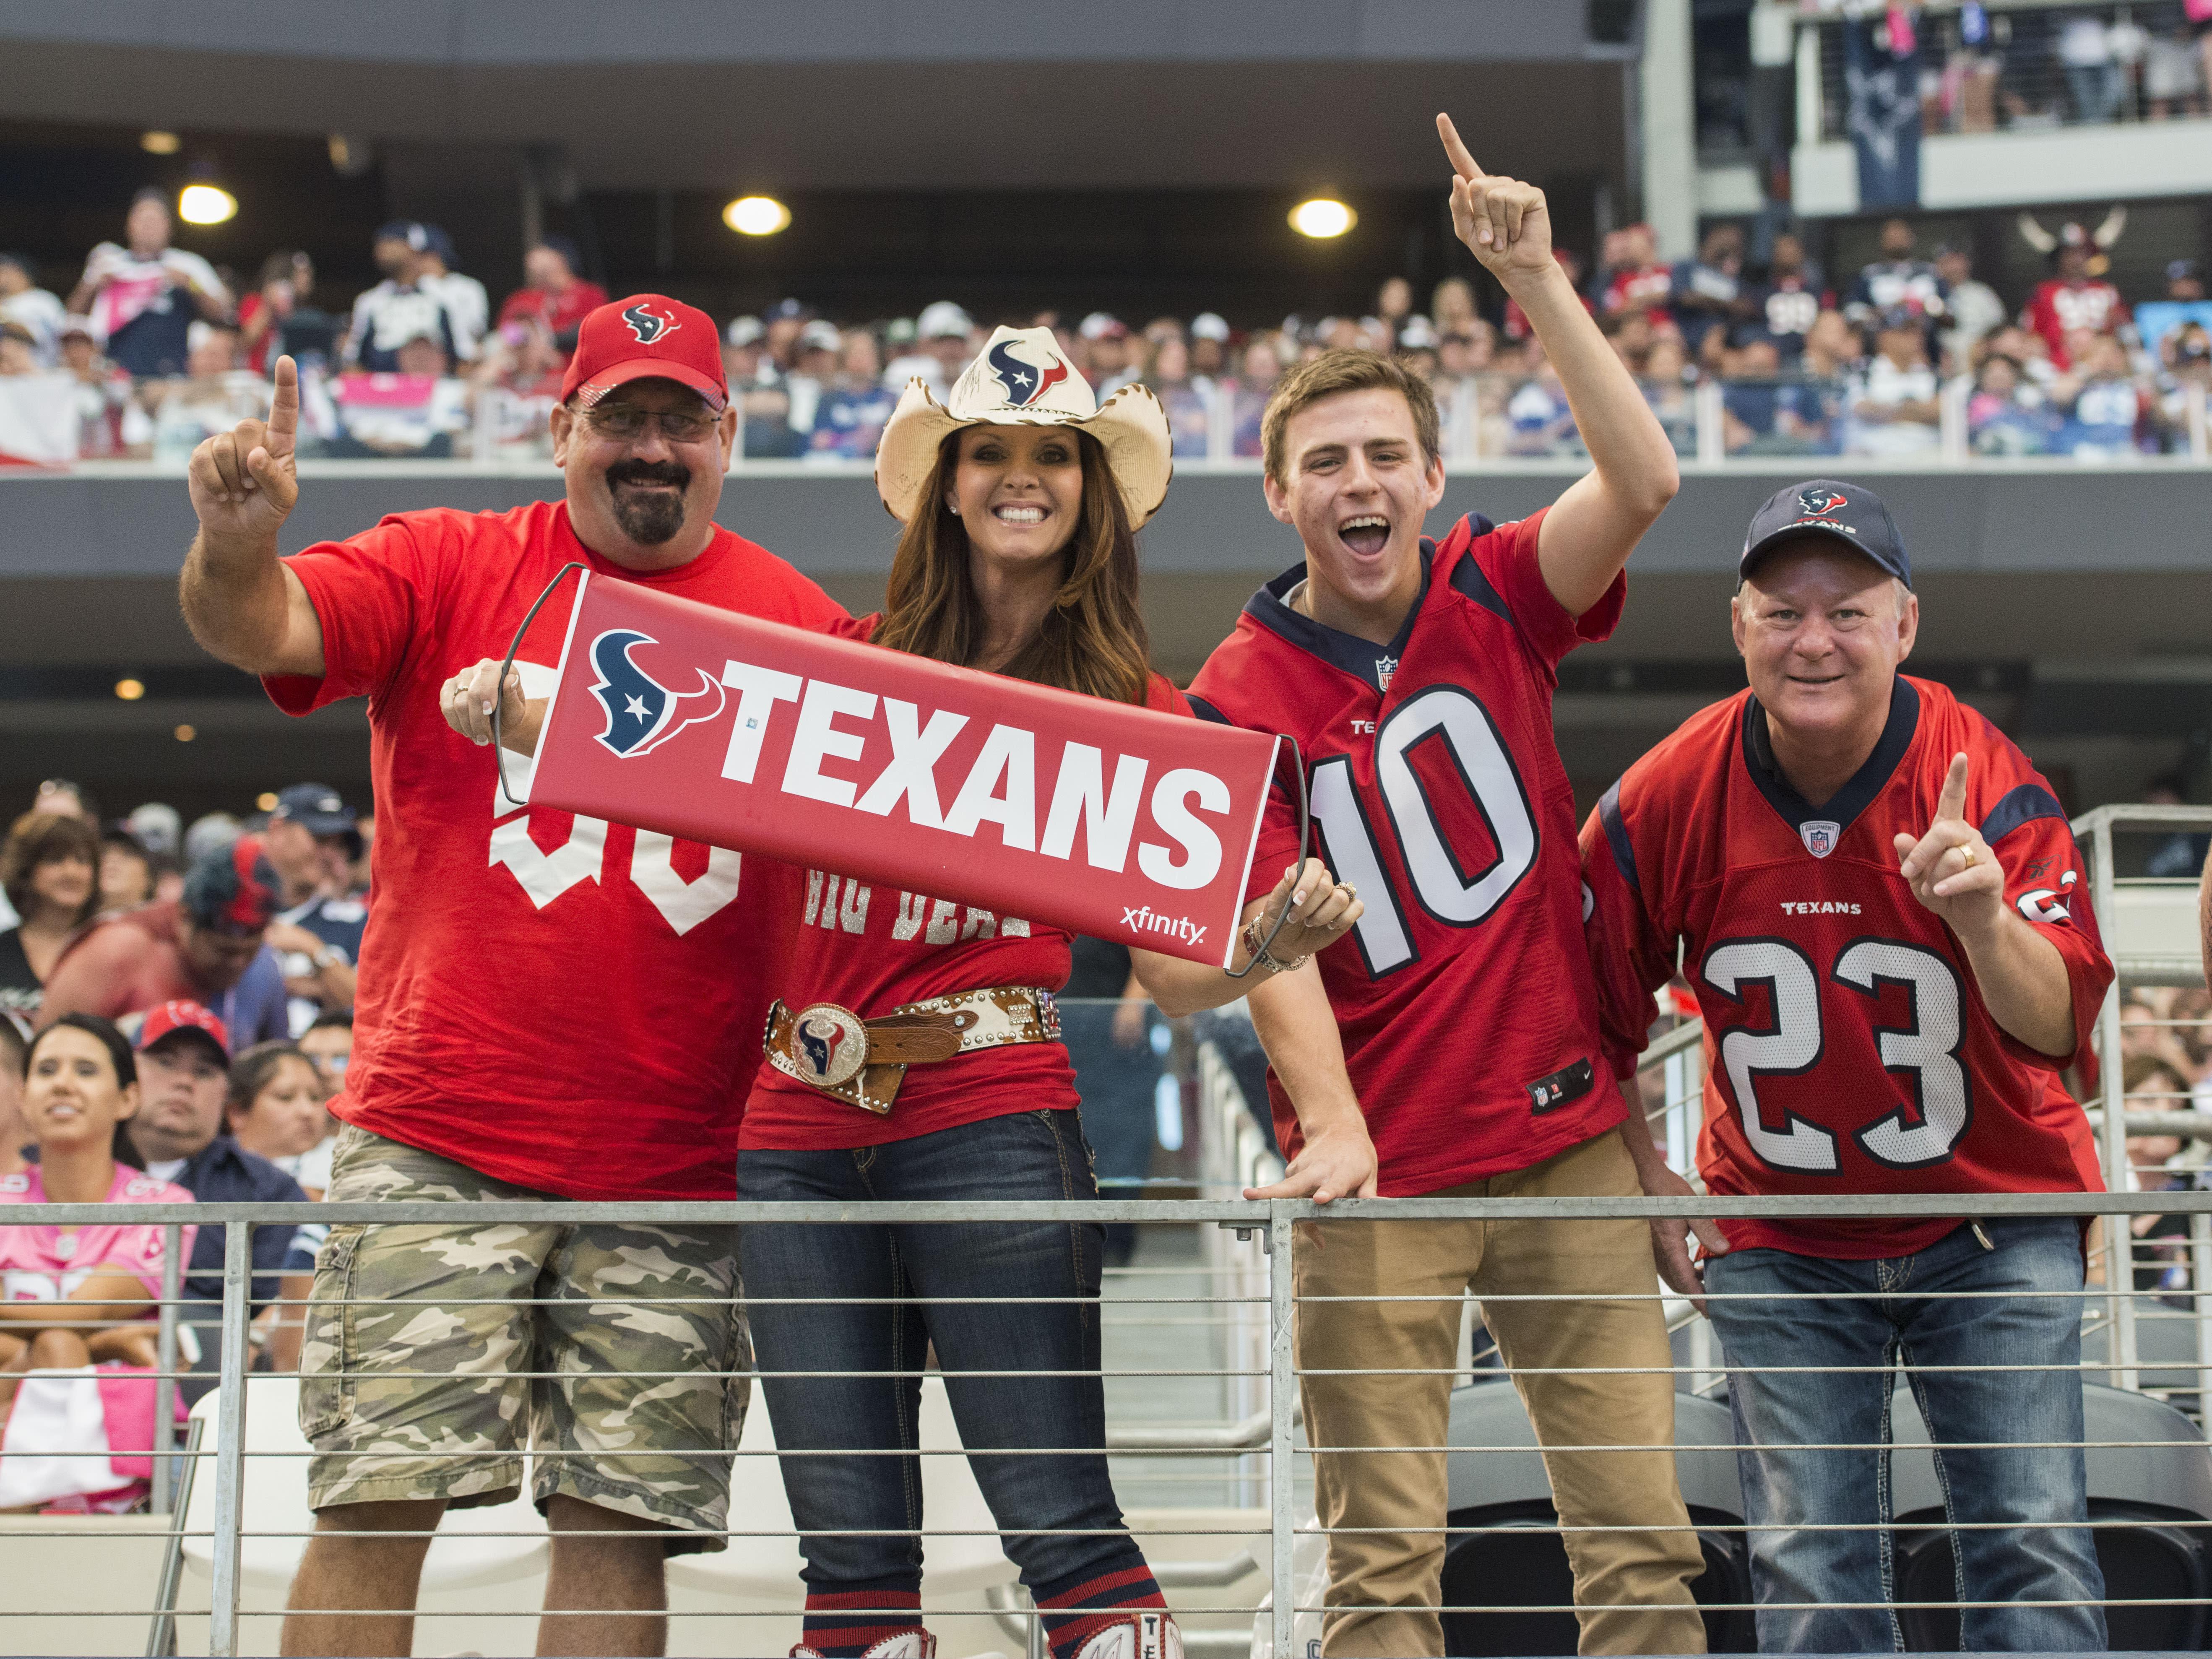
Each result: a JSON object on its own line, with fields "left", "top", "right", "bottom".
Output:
{"left": 1375, "top": 655, "right": 1397, "bottom": 691}
{"left": 1801, "top": 820, "right": 1841, "bottom": 858}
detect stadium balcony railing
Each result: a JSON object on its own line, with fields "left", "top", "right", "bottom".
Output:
{"left": 1806, "top": 0, "right": 2212, "bottom": 143}
{"left": 5, "top": 368, "right": 2206, "bottom": 474}
{"left": 3, "top": 810, "right": 2212, "bottom": 1657}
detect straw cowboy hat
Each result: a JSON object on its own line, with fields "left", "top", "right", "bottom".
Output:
{"left": 874, "top": 325, "right": 1173, "bottom": 528}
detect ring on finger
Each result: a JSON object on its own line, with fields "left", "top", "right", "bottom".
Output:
{"left": 1958, "top": 843, "right": 1979, "bottom": 867}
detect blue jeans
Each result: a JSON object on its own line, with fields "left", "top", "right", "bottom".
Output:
{"left": 1705, "top": 1218, "right": 2106, "bottom": 1652}
{"left": 737, "top": 1108, "right": 1136, "bottom": 1595}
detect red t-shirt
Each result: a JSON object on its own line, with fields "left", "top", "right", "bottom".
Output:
{"left": 1187, "top": 512, "right": 1629, "bottom": 1196}
{"left": 1601, "top": 263, "right": 1674, "bottom": 321}
{"left": 496, "top": 281, "right": 610, "bottom": 343}
{"left": 1579, "top": 676, "right": 2112, "bottom": 1258}
{"left": 265, "top": 499, "right": 849, "bottom": 1199}
{"left": 742, "top": 673, "right": 1189, "bottom": 1151}
{"left": 2022, "top": 278, "right": 2128, "bottom": 368}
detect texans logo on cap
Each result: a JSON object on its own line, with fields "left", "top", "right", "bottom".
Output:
{"left": 986, "top": 337, "right": 1070, "bottom": 408}
{"left": 1798, "top": 488, "right": 1849, "bottom": 517}
{"left": 587, "top": 629, "right": 726, "bottom": 758}
{"left": 622, "top": 302, "right": 680, "bottom": 345}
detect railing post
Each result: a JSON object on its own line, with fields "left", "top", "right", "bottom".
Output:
{"left": 2090, "top": 818, "right": 2140, "bottom": 1389}
{"left": 1207, "top": 382, "right": 1235, "bottom": 464}
{"left": 2188, "top": 378, "right": 2208, "bottom": 463}
{"left": 207, "top": 1221, "right": 254, "bottom": 1658}
{"left": 1268, "top": 1201, "right": 1296, "bottom": 1659}
{"left": 1694, "top": 379, "right": 1725, "bottom": 465}
{"left": 1939, "top": 375, "right": 1970, "bottom": 462}
{"left": 151, "top": 1223, "right": 182, "bottom": 1514}
{"left": 1794, "top": 17, "right": 1823, "bottom": 147}
{"left": 2194, "top": 1212, "right": 2212, "bottom": 1416}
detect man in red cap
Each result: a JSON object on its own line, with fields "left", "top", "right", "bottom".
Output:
{"left": 176, "top": 297, "right": 848, "bottom": 1658}
{"left": 39, "top": 839, "right": 289, "bottom": 1047}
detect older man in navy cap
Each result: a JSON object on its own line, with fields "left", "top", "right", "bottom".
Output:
{"left": 1580, "top": 479, "right": 2113, "bottom": 1650}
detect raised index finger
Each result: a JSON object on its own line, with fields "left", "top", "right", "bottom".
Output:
{"left": 264, "top": 356, "right": 299, "bottom": 455}
{"left": 1435, "top": 113, "right": 1486, "bottom": 181}
{"left": 1935, "top": 751, "right": 1970, "bottom": 824}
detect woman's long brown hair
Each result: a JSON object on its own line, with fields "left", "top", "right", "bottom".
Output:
{"left": 872, "top": 429, "right": 1153, "bottom": 706}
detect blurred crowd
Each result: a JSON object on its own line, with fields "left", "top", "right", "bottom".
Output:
{"left": 1, "top": 184, "right": 2209, "bottom": 470}
{"left": 1, "top": 778, "right": 368, "bottom": 1438}
{"left": 1791, "top": 0, "right": 2212, "bottom": 135}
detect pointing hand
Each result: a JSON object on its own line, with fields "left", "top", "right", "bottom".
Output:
{"left": 187, "top": 354, "right": 299, "bottom": 545}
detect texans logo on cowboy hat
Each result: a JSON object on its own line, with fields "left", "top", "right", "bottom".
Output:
{"left": 873, "top": 325, "right": 1174, "bottom": 529}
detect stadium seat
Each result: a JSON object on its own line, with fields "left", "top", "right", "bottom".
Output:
{"left": 1436, "top": 1378, "right": 1754, "bottom": 1654}
{"left": 177, "top": 1375, "right": 549, "bottom": 1594}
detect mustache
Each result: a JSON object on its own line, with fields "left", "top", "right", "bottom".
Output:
{"left": 606, "top": 460, "right": 692, "bottom": 490}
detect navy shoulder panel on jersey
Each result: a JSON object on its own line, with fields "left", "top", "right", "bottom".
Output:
{"left": 1980, "top": 783, "right": 2066, "bottom": 845}
{"left": 1184, "top": 692, "right": 1227, "bottom": 725}
{"left": 1598, "top": 780, "right": 1639, "bottom": 892}
{"left": 1441, "top": 514, "right": 1509, "bottom": 624}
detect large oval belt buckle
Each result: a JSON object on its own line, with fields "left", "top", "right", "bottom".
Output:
{"left": 788, "top": 1003, "right": 869, "bottom": 1090}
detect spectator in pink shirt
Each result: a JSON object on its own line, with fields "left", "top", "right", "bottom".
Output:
{"left": 0, "top": 1015, "right": 195, "bottom": 1413}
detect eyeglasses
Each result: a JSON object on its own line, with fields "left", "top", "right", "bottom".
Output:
{"left": 586, "top": 404, "right": 718, "bottom": 444}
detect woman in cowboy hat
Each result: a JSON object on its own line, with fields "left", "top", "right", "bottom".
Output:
{"left": 737, "top": 328, "right": 1361, "bottom": 1659}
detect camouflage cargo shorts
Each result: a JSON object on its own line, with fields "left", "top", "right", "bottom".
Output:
{"left": 299, "top": 1123, "right": 750, "bottom": 1552}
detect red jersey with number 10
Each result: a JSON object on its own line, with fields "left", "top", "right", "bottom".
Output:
{"left": 1188, "top": 510, "right": 1629, "bottom": 1195}
{"left": 1579, "top": 675, "right": 2110, "bottom": 1258}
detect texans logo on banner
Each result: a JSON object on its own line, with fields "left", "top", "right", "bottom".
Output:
{"left": 622, "top": 302, "right": 679, "bottom": 344}
{"left": 1798, "top": 489, "right": 1849, "bottom": 517}
{"left": 987, "top": 338, "right": 1069, "bottom": 407}
{"left": 530, "top": 575, "right": 1284, "bottom": 966}
{"left": 587, "top": 629, "right": 726, "bottom": 757}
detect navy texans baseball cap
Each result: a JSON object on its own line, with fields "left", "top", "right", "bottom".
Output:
{"left": 270, "top": 782, "right": 357, "bottom": 838}
{"left": 1739, "top": 479, "right": 1911, "bottom": 589}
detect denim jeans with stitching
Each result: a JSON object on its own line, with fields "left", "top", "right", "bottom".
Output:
{"left": 1705, "top": 1217, "right": 2106, "bottom": 1652}
{"left": 736, "top": 1106, "right": 1137, "bottom": 1595}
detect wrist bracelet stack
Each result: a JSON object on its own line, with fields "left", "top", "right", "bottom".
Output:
{"left": 1241, "top": 916, "right": 1310, "bottom": 976}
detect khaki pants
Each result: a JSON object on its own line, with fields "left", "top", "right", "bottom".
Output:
{"left": 1294, "top": 1127, "right": 1707, "bottom": 1657}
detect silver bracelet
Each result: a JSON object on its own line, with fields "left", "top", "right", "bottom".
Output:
{"left": 1241, "top": 917, "right": 1309, "bottom": 975}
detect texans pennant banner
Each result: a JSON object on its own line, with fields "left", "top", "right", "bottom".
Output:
{"left": 525, "top": 573, "right": 1282, "bottom": 967}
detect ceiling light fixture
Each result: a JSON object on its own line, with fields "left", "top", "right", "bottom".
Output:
{"left": 141, "top": 130, "right": 181, "bottom": 156}
{"left": 723, "top": 195, "right": 792, "bottom": 237}
{"left": 1289, "top": 198, "right": 1357, "bottom": 239}
{"left": 178, "top": 184, "right": 237, "bottom": 226}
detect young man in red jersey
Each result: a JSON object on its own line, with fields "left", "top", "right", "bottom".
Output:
{"left": 180, "top": 298, "right": 849, "bottom": 1658}
{"left": 1579, "top": 479, "right": 2111, "bottom": 1652}
{"left": 1186, "top": 116, "right": 1705, "bottom": 1657}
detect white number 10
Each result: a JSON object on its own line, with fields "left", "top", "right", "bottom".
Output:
{"left": 1307, "top": 685, "right": 1538, "bottom": 977}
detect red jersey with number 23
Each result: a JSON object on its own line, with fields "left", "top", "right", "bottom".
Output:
{"left": 265, "top": 500, "right": 849, "bottom": 1201}
{"left": 1579, "top": 675, "right": 2111, "bottom": 1258}
{"left": 1187, "top": 510, "right": 1629, "bottom": 1195}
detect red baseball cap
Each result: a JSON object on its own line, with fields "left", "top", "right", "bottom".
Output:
{"left": 560, "top": 294, "right": 727, "bottom": 412}
{"left": 136, "top": 999, "right": 232, "bottom": 1060}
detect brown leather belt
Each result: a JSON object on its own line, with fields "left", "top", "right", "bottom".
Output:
{"left": 765, "top": 987, "right": 1062, "bottom": 1116}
